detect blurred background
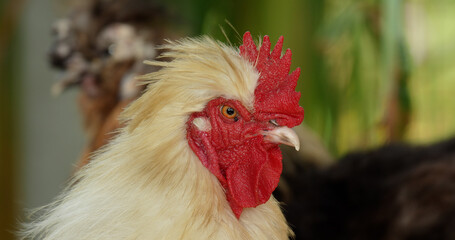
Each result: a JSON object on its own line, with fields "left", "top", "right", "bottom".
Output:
{"left": 1, "top": 0, "right": 455, "bottom": 239}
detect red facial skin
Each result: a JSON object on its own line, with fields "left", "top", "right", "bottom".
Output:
{"left": 187, "top": 97, "right": 279, "bottom": 218}
{"left": 187, "top": 98, "right": 302, "bottom": 218}
{"left": 187, "top": 32, "right": 304, "bottom": 218}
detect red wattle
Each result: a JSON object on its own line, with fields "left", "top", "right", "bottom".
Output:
{"left": 222, "top": 138, "right": 282, "bottom": 209}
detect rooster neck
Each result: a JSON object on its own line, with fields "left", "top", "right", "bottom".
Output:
{"left": 27, "top": 126, "right": 291, "bottom": 240}
{"left": 116, "top": 127, "right": 292, "bottom": 239}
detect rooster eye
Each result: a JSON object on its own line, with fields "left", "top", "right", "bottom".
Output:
{"left": 221, "top": 105, "right": 238, "bottom": 120}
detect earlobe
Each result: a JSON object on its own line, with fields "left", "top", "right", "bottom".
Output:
{"left": 192, "top": 117, "right": 211, "bottom": 132}
{"left": 187, "top": 116, "right": 225, "bottom": 183}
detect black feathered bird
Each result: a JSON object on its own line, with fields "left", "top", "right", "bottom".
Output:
{"left": 278, "top": 137, "right": 455, "bottom": 240}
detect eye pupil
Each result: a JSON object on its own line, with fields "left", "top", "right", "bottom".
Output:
{"left": 226, "top": 107, "right": 235, "bottom": 115}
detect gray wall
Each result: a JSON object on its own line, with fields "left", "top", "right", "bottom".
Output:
{"left": 19, "top": 0, "right": 85, "bottom": 210}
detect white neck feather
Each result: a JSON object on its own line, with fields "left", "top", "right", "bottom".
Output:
{"left": 22, "top": 117, "right": 291, "bottom": 240}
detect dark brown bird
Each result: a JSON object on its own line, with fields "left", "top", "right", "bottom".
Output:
{"left": 279, "top": 137, "right": 455, "bottom": 240}
{"left": 48, "top": 0, "right": 180, "bottom": 168}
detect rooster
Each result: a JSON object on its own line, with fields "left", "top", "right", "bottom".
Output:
{"left": 21, "top": 32, "right": 304, "bottom": 239}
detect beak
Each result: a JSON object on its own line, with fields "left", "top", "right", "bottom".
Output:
{"left": 262, "top": 126, "right": 300, "bottom": 151}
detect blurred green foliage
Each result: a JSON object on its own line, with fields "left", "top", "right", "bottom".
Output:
{"left": 0, "top": 1, "right": 23, "bottom": 239}
{"left": 3, "top": 0, "right": 454, "bottom": 157}
{"left": 166, "top": 0, "right": 455, "bottom": 156}
{"left": 2, "top": 0, "right": 454, "bottom": 157}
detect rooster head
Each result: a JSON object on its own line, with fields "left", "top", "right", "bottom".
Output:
{"left": 186, "top": 32, "right": 304, "bottom": 218}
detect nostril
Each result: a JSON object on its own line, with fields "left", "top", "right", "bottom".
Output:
{"left": 243, "top": 121, "right": 277, "bottom": 140}
{"left": 269, "top": 119, "right": 279, "bottom": 127}
{"left": 244, "top": 132, "right": 261, "bottom": 139}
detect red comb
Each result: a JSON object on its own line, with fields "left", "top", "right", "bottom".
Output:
{"left": 239, "top": 32, "right": 304, "bottom": 126}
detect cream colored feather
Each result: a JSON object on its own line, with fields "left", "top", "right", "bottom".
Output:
{"left": 21, "top": 36, "right": 292, "bottom": 240}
